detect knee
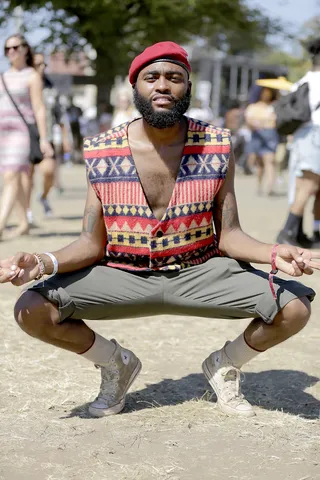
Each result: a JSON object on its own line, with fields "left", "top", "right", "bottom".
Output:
{"left": 276, "top": 297, "right": 311, "bottom": 334}
{"left": 14, "top": 291, "right": 59, "bottom": 338}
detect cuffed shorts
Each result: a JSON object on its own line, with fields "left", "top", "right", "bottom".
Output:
{"left": 28, "top": 257, "right": 315, "bottom": 325}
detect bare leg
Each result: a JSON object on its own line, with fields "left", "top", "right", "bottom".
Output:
{"left": 0, "top": 170, "right": 26, "bottom": 237}
{"left": 290, "top": 171, "right": 320, "bottom": 217}
{"left": 8, "top": 169, "right": 32, "bottom": 237}
{"left": 39, "top": 156, "right": 56, "bottom": 200}
{"left": 293, "top": 176, "right": 303, "bottom": 203}
{"left": 54, "top": 147, "right": 63, "bottom": 192}
{"left": 262, "top": 152, "right": 276, "bottom": 196}
{"left": 313, "top": 188, "right": 320, "bottom": 221}
{"left": 244, "top": 297, "right": 310, "bottom": 351}
{"left": 312, "top": 188, "right": 320, "bottom": 243}
{"left": 16, "top": 292, "right": 311, "bottom": 356}
{"left": 15, "top": 291, "right": 95, "bottom": 353}
{"left": 255, "top": 156, "right": 264, "bottom": 195}
{"left": 22, "top": 165, "right": 35, "bottom": 212}
{"left": 246, "top": 153, "right": 256, "bottom": 172}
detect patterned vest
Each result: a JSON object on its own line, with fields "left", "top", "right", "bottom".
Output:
{"left": 84, "top": 117, "right": 231, "bottom": 271}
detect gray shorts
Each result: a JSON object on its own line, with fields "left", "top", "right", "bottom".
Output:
{"left": 28, "top": 257, "right": 315, "bottom": 325}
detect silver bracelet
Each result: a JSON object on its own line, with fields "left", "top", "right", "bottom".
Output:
{"left": 44, "top": 252, "right": 59, "bottom": 276}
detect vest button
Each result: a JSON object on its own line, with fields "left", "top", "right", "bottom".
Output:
{"left": 156, "top": 230, "right": 163, "bottom": 238}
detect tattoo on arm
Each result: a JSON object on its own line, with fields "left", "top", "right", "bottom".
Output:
{"left": 215, "top": 193, "right": 240, "bottom": 232}
{"left": 83, "top": 205, "right": 98, "bottom": 233}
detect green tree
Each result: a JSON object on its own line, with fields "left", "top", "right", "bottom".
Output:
{"left": 2, "top": 0, "right": 282, "bottom": 90}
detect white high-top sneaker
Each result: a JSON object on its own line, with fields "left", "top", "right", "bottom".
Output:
{"left": 202, "top": 342, "right": 255, "bottom": 417}
{"left": 89, "top": 339, "right": 142, "bottom": 418}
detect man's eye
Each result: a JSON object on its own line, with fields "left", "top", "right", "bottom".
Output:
{"left": 170, "top": 76, "right": 182, "bottom": 82}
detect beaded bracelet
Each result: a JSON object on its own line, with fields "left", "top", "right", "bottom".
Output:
{"left": 269, "top": 244, "right": 279, "bottom": 300}
{"left": 33, "top": 253, "right": 45, "bottom": 280}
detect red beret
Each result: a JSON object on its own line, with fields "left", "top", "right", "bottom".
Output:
{"left": 129, "top": 41, "right": 191, "bottom": 84}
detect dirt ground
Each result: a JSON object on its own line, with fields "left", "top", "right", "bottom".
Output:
{"left": 0, "top": 165, "right": 319, "bottom": 480}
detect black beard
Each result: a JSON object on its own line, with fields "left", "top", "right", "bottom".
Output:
{"left": 133, "top": 86, "right": 191, "bottom": 129}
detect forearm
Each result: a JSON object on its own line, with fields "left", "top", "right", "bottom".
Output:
{"left": 38, "top": 234, "right": 105, "bottom": 275}
{"left": 218, "top": 228, "right": 273, "bottom": 264}
{"left": 34, "top": 105, "right": 47, "bottom": 140}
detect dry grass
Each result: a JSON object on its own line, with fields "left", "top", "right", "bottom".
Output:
{"left": 0, "top": 166, "right": 319, "bottom": 480}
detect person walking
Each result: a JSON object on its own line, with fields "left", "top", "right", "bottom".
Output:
{"left": 0, "top": 34, "right": 52, "bottom": 240}
{"left": 0, "top": 42, "right": 318, "bottom": 420}
{"left": 244, "top": 87, "right": 279, "bottom": 196}
{"left": 26, "top": 53, "right": 71, "bottom": 220}
{"left": 67, "top": 100, "right": 83, "bottom": 163}
{"left": 277, "top": 38, "right": 320, "bottom": 247}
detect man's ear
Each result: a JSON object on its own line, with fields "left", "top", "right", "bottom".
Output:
{"left": 187, "top": 81, "right": 192, "bottom": 94}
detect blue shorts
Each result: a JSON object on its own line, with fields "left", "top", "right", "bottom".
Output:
{"left": 247, "top": 129, "right": 279, "bottom": 156}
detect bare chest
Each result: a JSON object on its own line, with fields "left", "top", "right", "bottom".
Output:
{"left": 130, "top": 145, "right": 184, "bottom": 221}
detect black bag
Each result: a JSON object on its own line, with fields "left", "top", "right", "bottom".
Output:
{"left": 25, "top": 123, "right": 43, "bottom": 165}
{"left": 275, "top": 82, "right": 320, "bottom": 136}
{"left": 1, "top": 73, "right": 43, "bottom": 164}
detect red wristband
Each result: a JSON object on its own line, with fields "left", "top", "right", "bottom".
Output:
{"left": 269, "top": 244, "right": 279, "bottom": 300}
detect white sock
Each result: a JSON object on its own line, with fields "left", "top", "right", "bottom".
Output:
{"left": 224, "top": 333, "right": 262, "bottom": 368}
{"left": 80, "top": 333, "right": 116, "bottom": 365}
{"left": 313, "top": 220, "right": 320, "bottom": 232}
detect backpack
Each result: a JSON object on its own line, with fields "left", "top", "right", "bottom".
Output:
{"left": 275, "top": 82, "right": 320, "bottom": 136}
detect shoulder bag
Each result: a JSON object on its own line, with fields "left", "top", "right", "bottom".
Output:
{"left": 275, "top": 82, "right": 320, "bottom": 136}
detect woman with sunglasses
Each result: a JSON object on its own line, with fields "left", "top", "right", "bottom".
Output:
{"left": 0, "top": 34, "right": 53, "bottom": 240}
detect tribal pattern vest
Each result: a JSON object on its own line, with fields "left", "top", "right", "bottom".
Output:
{"left": 84, "top": 117, "right": 231, "bottom": 271}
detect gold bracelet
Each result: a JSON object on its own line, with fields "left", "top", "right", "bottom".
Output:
{"left": 33, "top": 253, "right": 45, "bottom": 280}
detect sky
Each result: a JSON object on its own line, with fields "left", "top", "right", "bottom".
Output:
{"left": 247, "top": 0, "right": 319, "bottom": 51}
{"left": 248, "top": 0, "right": 318, "bottom": 26}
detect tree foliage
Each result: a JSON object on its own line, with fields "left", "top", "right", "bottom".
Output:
{"left": 2, "top": 0, "right": 282, "bottom": 82}
{"left": 260, "top": 15, "right": 320, "bottom": 83}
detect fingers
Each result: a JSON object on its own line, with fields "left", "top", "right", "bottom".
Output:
{"left": 307, "top": 260, "right": 320, "bottom": 270}
{"left": 291, "top": 260, "right": 314, "bottom": 276}
{"left": 290, "top": 260, "right": 303, "bottom": 276}
{"left": 0, "top": 268, "right": 20, "bottom": 283}
{"left": 11, "top": 252, "right": 29, "bottom": 269}
{"left": 17, "top": 269, "right": 25, "bottom": 278}
{"left": 291, "top": 253, "right": 306, "bottom": 270}
{"left": 308, "top": 249, "right": 320, "bottom": 257}
{"left": 302, "top": 265, "right": 314, "bottom": 275}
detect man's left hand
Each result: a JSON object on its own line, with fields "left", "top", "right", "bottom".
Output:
{"left": 276, "top": 245, "right": 320, "bottom": 276}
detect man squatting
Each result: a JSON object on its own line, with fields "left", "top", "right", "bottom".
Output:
{"left": 0, "top": 42, "right": 318, "bottom": 418}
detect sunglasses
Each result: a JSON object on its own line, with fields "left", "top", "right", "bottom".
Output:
{"left": 4, "top": 44, "right": 24, "bottom": 54}
{"left": 34, "top": 62, "right": 47, "bottom": 68}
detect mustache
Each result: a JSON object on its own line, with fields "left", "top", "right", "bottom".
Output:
{"left": 152, "top": 93, "right": 177, "bottom": 102}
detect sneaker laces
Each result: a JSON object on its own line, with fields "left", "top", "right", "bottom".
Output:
{"left": 221, "top": 366, "right": 245, "bottom": 403}
{"left": 94, "top": 359, "right": 120, "bottom": 404}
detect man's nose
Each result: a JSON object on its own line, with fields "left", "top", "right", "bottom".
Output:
{"left": 155, "top": 76, "right": 171, "bottom": 93}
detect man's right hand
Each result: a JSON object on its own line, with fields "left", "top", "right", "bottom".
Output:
{"left": 0, "top": 252, "right": 39, "bottom": 286}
